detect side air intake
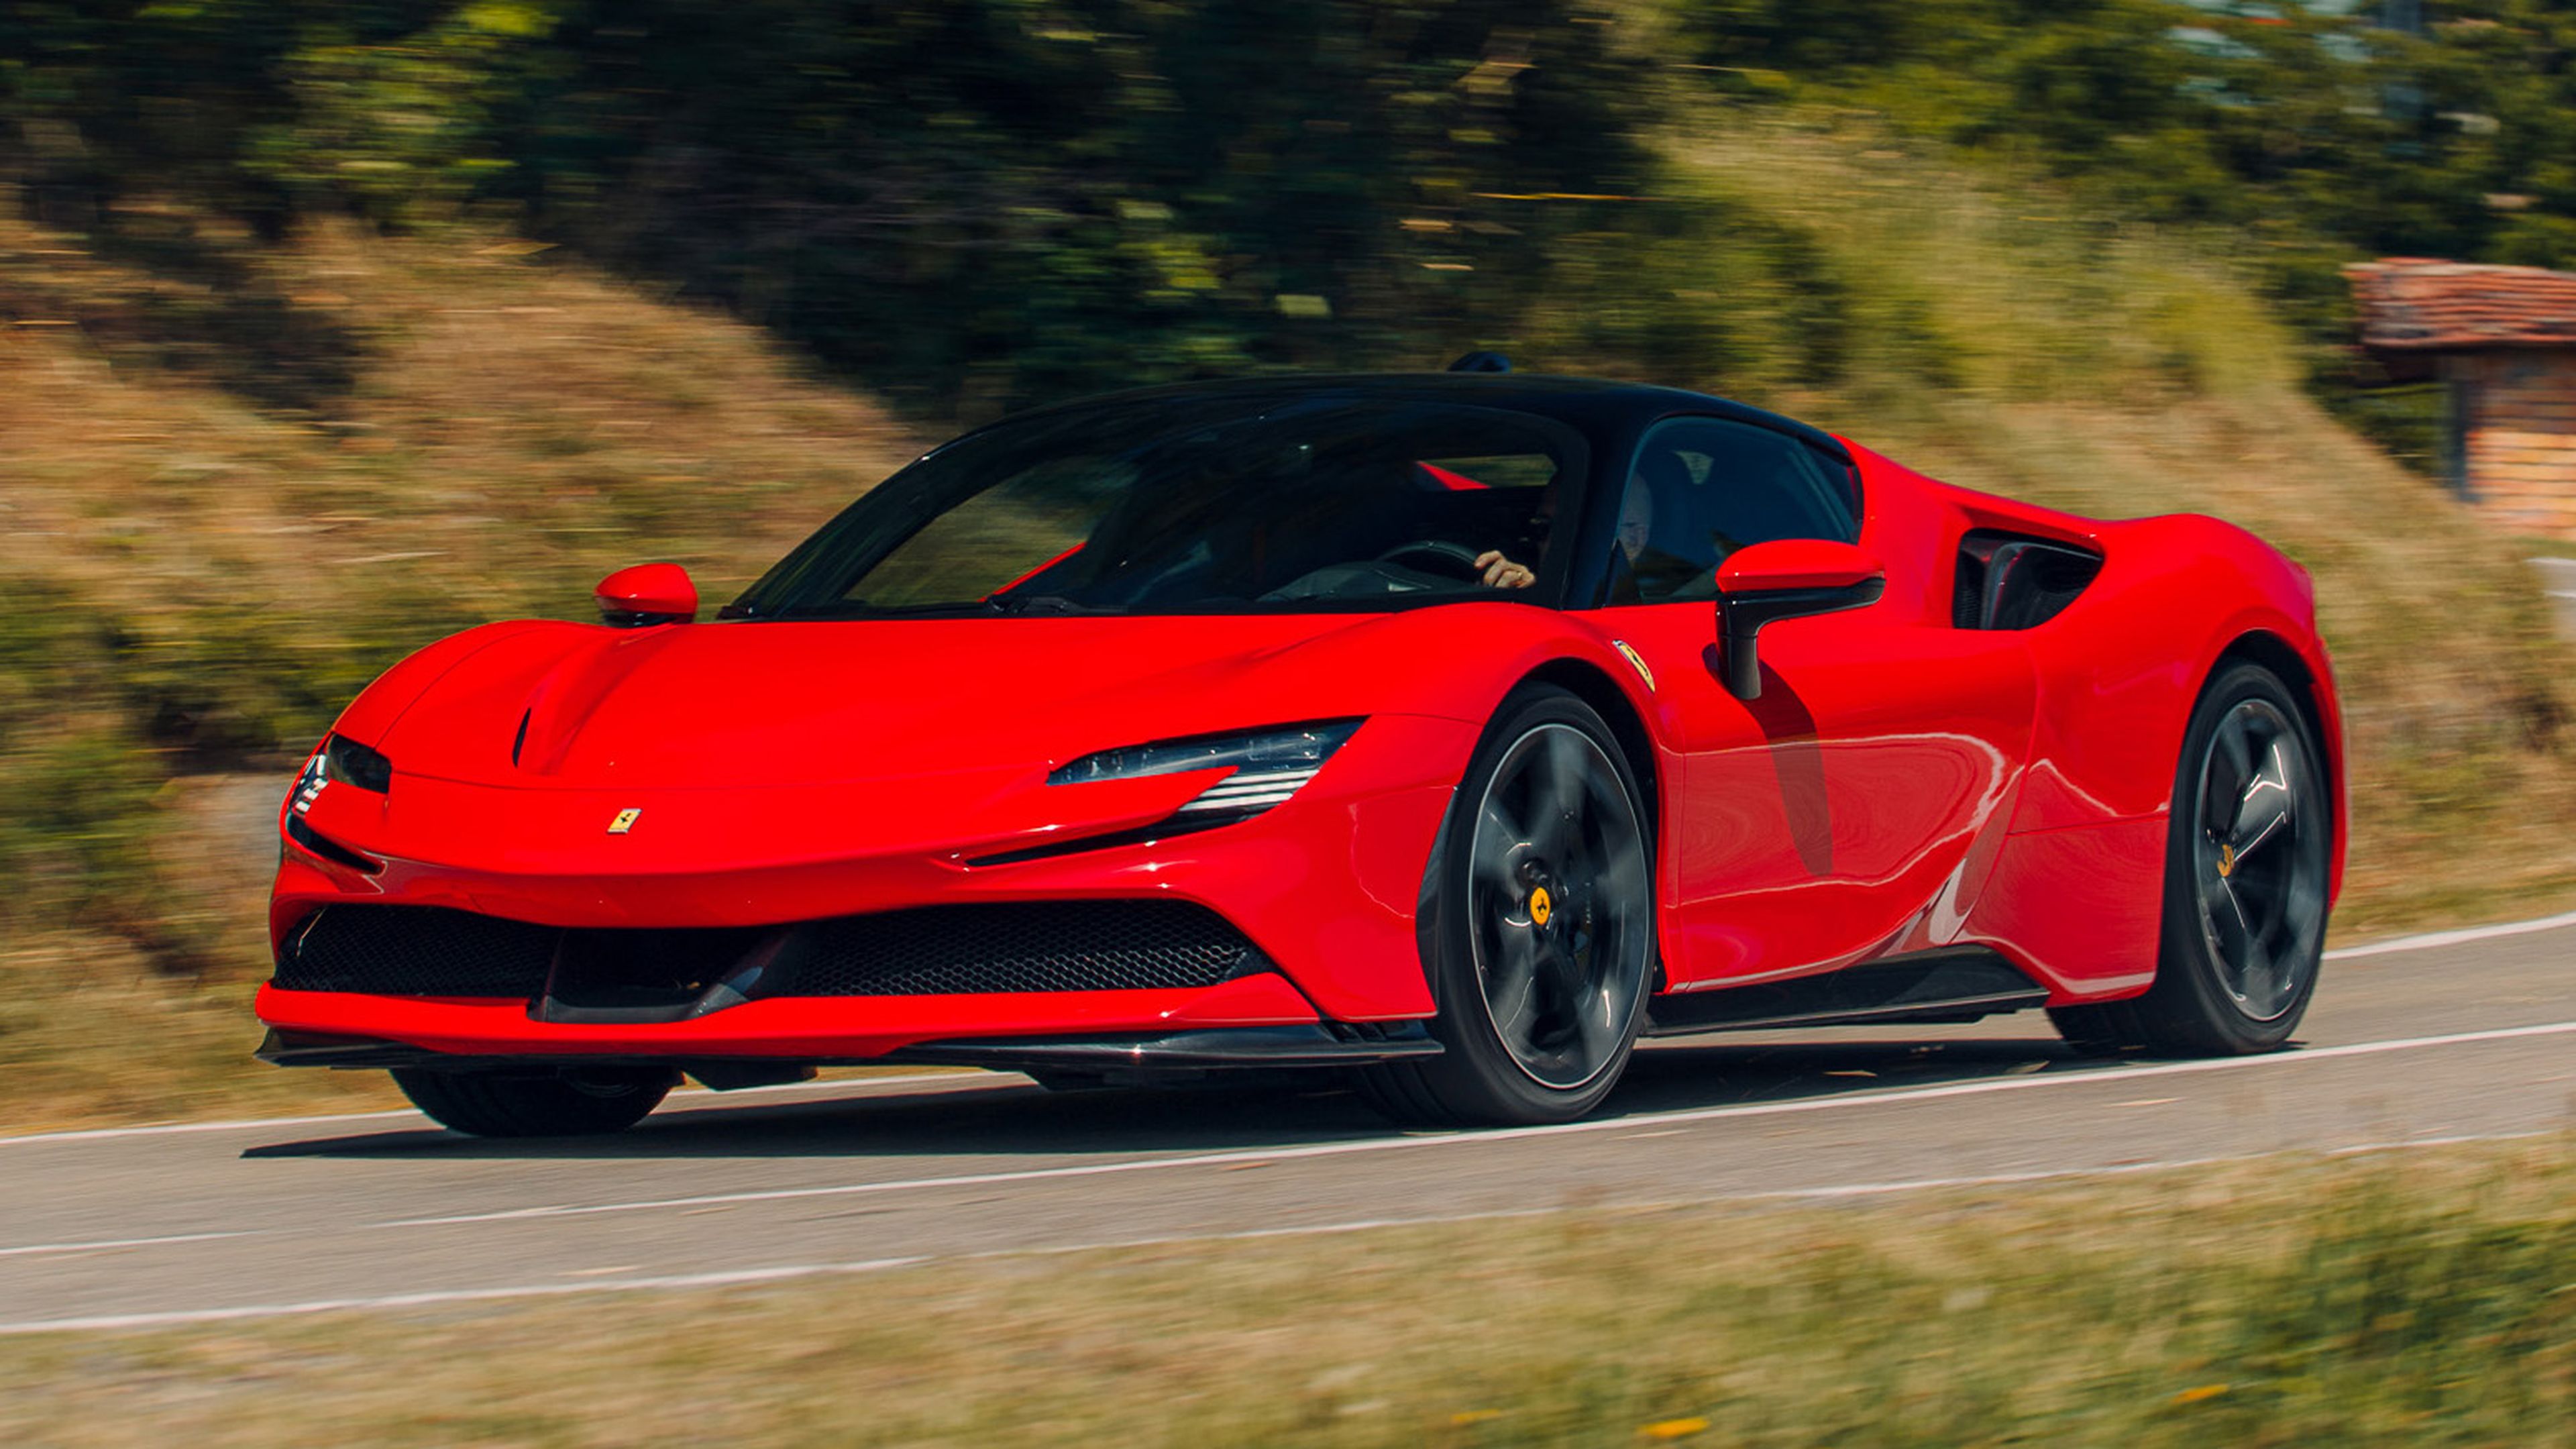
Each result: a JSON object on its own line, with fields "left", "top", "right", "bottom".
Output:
{"left": 1953, "top": 531, "right": 2102, "bottom": 631}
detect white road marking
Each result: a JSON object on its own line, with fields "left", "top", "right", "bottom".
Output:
{"left": 0, "top": 1258, "right": 928, "bottom": 1337}
{"left": 2325, "top": 909, "right": 2576, "bottom": 961}
{"left": 1716, "top": 1128, "right": 2557, "bottom": 1204}
{"left": 0, "top": 1231, "right": 252, "bottom": 1260}
{"left": 0, "top": 1127, "right": 2551, "bottom": 1338}
{"left": 374, "top": 1018, "right": 2576, "bottom": 1232}
{"left": 0, "top": 1108, "right": 435, "bottom": 1148}
{"left": 0, "top": 1071, "right": 1009, "bottom": 1148}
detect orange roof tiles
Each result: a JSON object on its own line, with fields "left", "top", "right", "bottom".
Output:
{"left": 2349, "top": 258, "right": 2576, "bottom": 351}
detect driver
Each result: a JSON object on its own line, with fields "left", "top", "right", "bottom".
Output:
{"left": 1476, "top": 474, "right": 1652, "bottom": 590}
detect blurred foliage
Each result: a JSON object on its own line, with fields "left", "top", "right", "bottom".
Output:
{"left": 3, "top": 1, "right": 1650, "bottom": 413}
{"left": 21, "top": 2, "right": 2576, "bottom": 433}
{"left": 1668, "top": 0, "right": 2576, "bottom": 461}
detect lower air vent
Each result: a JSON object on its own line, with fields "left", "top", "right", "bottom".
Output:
{"left": 270, "top": 900, "right": 1268, "bottom": 1001}
{"left": 763, "top": 901, "right": 1265, "bottom": 997}
{"left": 274, "top": 906, "right": 558, "bottom": 997}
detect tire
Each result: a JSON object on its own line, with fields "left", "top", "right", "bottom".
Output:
{"left": 1357, "top": 684, "right": 1656, "bottom": 1126}
{"left": 392, "top": 1067, "right": 674, "bottom": 1138}
{"left": 2049, "top": 661, "right": 2332, "bottom": 1057}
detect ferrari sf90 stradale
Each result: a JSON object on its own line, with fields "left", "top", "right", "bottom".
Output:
{"left": 258, "top": 362, "right": 2342, "bottom": 1135}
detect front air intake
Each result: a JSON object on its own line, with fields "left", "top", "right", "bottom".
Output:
{"left": 275, "top": 906, "right": 558, "bottom": 997}
{"left": 765, "top": 900, "right": 1265, "bottom": 996}
{"left": 270, "top": 900, "right": 1269, "bottom": 1001}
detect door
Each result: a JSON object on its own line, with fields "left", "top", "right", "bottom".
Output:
{"left": 1591, "top": 417, "right": 2037, "bottom": 988}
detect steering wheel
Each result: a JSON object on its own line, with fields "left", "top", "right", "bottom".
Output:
{"left": 1374, "top": 539, "right": 1486, "bottom": 582}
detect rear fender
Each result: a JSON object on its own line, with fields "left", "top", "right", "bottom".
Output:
{"left": 1962, "top": 513, "right": 2342, "bottom": 998}
{"left": 2011, "top": 513, "right": 2328, "bottom": 832}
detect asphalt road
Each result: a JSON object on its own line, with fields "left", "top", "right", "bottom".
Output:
{"left": 5, "top": 915, "right": 2574, "bottom": 1336}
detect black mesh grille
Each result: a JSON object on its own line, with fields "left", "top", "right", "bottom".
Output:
{"left": 272, "top": 900, "right": 1264, "bottom": 1000}
{"left": 767, "top": 901, "right": 1262, "bottom": 997}
{"left": 274, "top": 906, "right": 559, "bottom": 997}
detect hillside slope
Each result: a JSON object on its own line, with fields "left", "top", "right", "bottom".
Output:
{"left": 0, "top": 219, "right": 922, "bottom": 1125}
{"left": 3, "top": 120, "right": 2573, "bottom": 1127}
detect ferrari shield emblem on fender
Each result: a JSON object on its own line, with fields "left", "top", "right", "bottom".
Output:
{"left": 608, "top": 808, "right": 642, "bottom": 835}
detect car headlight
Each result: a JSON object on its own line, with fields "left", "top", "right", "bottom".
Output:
{"left": 290, "top": 733, "right": 394, "bottom": 814}
{"left": 1049, "top": 720, "right": 1360, "bottom": 821}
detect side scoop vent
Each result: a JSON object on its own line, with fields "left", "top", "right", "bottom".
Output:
{"left": 1953, "top": 531, "right": 2102, "bottom": 631}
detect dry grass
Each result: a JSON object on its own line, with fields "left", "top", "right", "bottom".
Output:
{"left": 0, "top": 217, "right": 919, "bottom": 631}
{"left": 5, "top": 122, "right": 2576, "bottom": 1130}
{"left": 0, "top": 934, "right": 405, "bottom": 1126}
{"left": 0, "top": 1137, "right": 2568, "bottom": 1445}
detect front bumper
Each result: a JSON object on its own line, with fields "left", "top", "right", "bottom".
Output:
{"left": 258, "top": 714, "right": 1474, "bottom": 1065}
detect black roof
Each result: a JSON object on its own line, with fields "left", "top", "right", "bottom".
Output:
{"left": 998, "top": 372, "right": 1850, "bottom": 462}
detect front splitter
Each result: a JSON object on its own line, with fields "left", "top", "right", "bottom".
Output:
{"left": 256, "top": 1023, "right": 1441, "bottom": 1077}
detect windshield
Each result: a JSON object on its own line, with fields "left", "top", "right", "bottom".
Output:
{"left": 726, "top": 396, "right": 1587, "bottom": 619}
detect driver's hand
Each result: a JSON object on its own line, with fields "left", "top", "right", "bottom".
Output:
{"left": 1476, "top": 550, "right": 1536, "bottom": 589}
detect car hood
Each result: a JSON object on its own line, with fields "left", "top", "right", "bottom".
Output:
{"left": 370, "top": 612, "right": 1490, "bottom": 792}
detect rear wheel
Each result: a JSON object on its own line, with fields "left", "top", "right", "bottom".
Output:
{"left": 1358, "top": 685, "right": 1655, "bottom": 1126}
{"left": 2049, "top": 661, "right": 2331, "bottom": 1056}
{"left": 392, "top": 1067, "right": 674, "bottom": 1138}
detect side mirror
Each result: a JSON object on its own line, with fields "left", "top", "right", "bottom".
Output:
{"left": 596, "top": 563, "right": 698, "bottom": 628}
{"left": 1713, "top": 540, "right": 1884, "bottom": 700}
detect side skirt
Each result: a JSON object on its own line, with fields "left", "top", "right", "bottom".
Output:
{"left": 1645, "top": 947, "right": 2049, "bottom": 1037}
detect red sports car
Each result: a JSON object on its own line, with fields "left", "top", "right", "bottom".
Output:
{"left": 257, "top": 365, "right": 2343, "bottom": 1135}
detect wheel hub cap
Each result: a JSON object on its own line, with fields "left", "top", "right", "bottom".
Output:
{"left": 2191, "top": 697, "right": 2329, "bottom": 1022}
{"left": 1465, "top": 723, "right": 1652, "bottom": 1090}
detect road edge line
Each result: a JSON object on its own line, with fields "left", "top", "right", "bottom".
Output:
{"left": 2325, "top": 908, "right": 2576, "bottom": 961}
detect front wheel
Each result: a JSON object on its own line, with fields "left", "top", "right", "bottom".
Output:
{"left": 392, "top": 1067, "right": 674, "bottom": 1138}
{"left": 2049, "top": 661, "right": 2332, "bottom": 1056}
{"left": 1358, "top": 685, "right": 1656, "bottom": 1126}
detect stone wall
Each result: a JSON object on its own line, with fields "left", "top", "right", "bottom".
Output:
{"left": 2451, "top": 350, "right": 2576, "bottom": 538}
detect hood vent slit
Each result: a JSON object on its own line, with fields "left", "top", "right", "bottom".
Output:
{"left": 511, "top": 709, "right": 531, "bottom": 767}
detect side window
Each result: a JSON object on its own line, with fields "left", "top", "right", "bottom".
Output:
{"left": 1615, "top": 419, "right": 1862, "bottom": 603}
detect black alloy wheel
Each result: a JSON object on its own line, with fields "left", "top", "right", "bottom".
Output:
{"left": 1358, "top": 684, "right": 1656, "bottom": 1125}
{"left": 392, "top": 1067, "right": 676, "bottom": 1138}
{"left": 2050, "top": 661, "right": 2332, "bottom": 1056}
